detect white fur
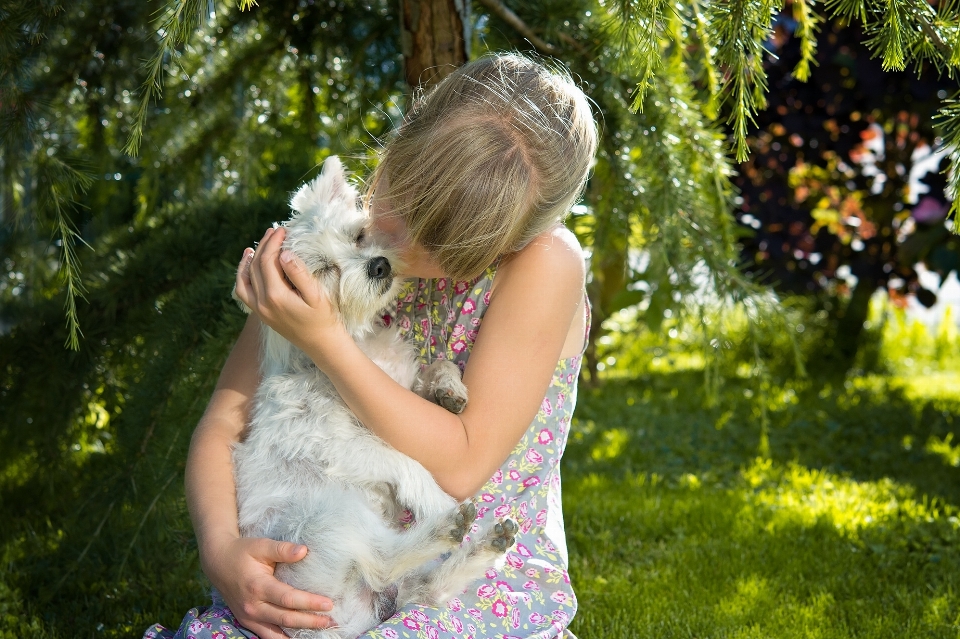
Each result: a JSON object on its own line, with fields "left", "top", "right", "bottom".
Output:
{"left": 233, "top": 156, "right": 510, "bottom": 639}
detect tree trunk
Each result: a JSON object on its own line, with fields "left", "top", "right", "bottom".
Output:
{"left": 399, "top": 0, "right": 469, "bottom": 90}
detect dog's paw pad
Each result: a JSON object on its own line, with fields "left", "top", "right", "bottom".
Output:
{"left": 435, "top": 388, "right": 467, "bottom": 414}
{"left": 489, "top": 518, "right": 517, "bottom": 553}
{"left": 449, "top": 501, "right": 478, "bottom": 543}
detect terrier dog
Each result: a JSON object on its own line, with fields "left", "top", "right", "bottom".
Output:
{"left": 232, "top": 156, "right": 517, "bottom": 639}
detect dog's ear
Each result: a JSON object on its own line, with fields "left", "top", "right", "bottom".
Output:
{"left": 289, "top": 155, "right": 358, "bottom": 217}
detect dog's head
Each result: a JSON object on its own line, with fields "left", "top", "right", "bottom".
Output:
{"left": 282, "top": 155, "right": 401, "bottom": 337}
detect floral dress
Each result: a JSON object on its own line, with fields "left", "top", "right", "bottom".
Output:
{"left": 144, "top": 263, "right": 587, "bottom": 639}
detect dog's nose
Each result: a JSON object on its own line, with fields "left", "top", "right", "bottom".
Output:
{"left": 367, "top": 256, "right": 392, "bottom": 280}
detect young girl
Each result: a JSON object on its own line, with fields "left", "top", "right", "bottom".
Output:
{"left": 145, "top": 53, "right": 597, "bottom": 639}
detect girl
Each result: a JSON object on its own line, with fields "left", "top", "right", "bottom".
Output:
{"left": 145, "top": 53, "right": 597, "bottom": 639}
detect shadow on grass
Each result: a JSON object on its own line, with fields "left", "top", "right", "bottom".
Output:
{"left": 565, "top": 372, "right": 960, "bottom": 638}
{"left": 568, "top": 372, "right": 960, "bottom": 507}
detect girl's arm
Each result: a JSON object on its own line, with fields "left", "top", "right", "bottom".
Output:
{"left": 235, "top": 225, "right": 585, "bottom": 501}
{"left": 186, "top": 314, "right": 334, "bottom": 638}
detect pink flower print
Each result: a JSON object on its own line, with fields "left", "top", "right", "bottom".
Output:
{"left": 511, "top": 605, "right": 521, "bottom": 629}
{"left": 451, "top": 616, "right": 464, "bottom": 633}
{"left": 468, "top": 625, "right": 476, "bottom": 635}
{"left": 483, "top": 291, "right": 492, "bottom": 305}
{"left": 550, "top": 591, "right": 569, "bottom": 604}
{"left": 426, "top": 625, "right": 440, "bottom": 639}
{"left": 448, "top": 598, "right": 463, "bottom": 612}
{"left": 485, "top": 568, "right": 498, "bottom": 579}
{"left": 537, "top": 429, "right": 554, "bottom": 445}
{"left": 515, "top": 542, "right": 532, "bottom": 558}
{"left": 536, "top": 509, "right": 548, "bottom": 526}
{"left": 399, "top": 316, "right": 411, "bottom": 331}
{"left": 494, "top": 504, "right": 511, "bottom": 518}
{"left": 505, "top": 553, "right": 524, "bottom": 569}
{"left": 508, "top": 470, "right": 521, "bottom": 481}
{"left": 476, "top": 584, "right": 496, "bottom": 598}
{"left": 381, "top": 314, "right": 392, "bottom": 327}
{"left": 480, "top": 493, "right": 495, "bottom": 503}
{"left": 440, "top": 293, "right": 448, "bottom": 306}
{"left": 411, "top": 609, "right": 429, "bottom": 623}
{"left": 477, "top": 506, "right": 490, "bottom": 517}
{"left": 518, "top": 501, "right": 528, "bottom": 517}
{"left": 437, "top": 620, "right": 447, "bottom": 632}
{"left": 526, "top": 567, "right": 540, "bottom": 578}
{"left": 562, "top": 569, "right": 571, "bottom": 584}
{"left": 463, "top": 298, "right": 477, "bottom": 314}
{"left": 454, "top": 281, "right": 469, "bottom": 295}
{"left": 467, "top": 608, "right": 483, "bottom": 621}
{"left": 495, "top": 580, "right": 510, "bottom": 591}
{"left": 492, "top": 600, "right": 508, "bottom": 618}
{"left": 219, "top": 626, "right": 232, "bottom": 634}
{"left": 529, "top": 612, "right": 547, "bottom": 625}
{"left": 420, "top": 318, "right": 430, "bottom": 334}
{"left": 522, "top": 476, "right": 540, "bottom": 488}
{"left": 540, "top": 398, "right": 553, "bottom": 416}
{"left": 430, "top": 335, "right": 437, "bottom": 346}
{"left": 418, "top": 280, "right": 427, "bottom": 290}
{"left": 383, "top": 630, "right": 399, "bottom": 639}
{"left": 466, "top": 329, "right": 478, "bottom": 342}
{"left": 525, "top": 449, "right": 543, "bottom": 464}
{"left": 437, "top": 278, "right": 447, "bottom": 291}
{"left": 447, "top": 309, "right": 457, "bottom": 323}
{"left": 552, "top": 610, "right": 570, "bottom": 624}
{"left": 545, "top": 538, "right": 557, "bottom": 552}
{"left": 490, "top": 469, "right": 503, "bottom": 485}
{"left": 471, "top": 317, "right": 481, "bottom": 326}
{"left": 211, "top": 632, "right": 226, "bottom": 639}
{"left": 451, "top": 324, "right": 466, "bottom": 338}
{"left": 566, "top": 373, "right": 575, "bottom": 383}
{"left": 189, "top": 620, "right": 203, "bottom": 634}
{"left": 452, "top": 340, "right": 467, "bottom": 354}
{"left": 523, "top": 580, "right": 540, "bottom": 590}
{"left": 402, "top": 617, "right": 420, "bottom": 630}
{"left": 399, "top": 509, "right": 414, "bottom": 524}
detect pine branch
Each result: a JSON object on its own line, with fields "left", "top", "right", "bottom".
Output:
{"left": 934, "top": 96, "right": 960, "bottom": 222}
{"left": 792, "top": 0, "right": 823, "bottom": 81}
{"left": 475, "top": 0, "right": 560, "bottom": 55}
{"left": 610, "top": 0, "right": 672, "bottom": 112}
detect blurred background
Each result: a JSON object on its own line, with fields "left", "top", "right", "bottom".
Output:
{"left": 1, "top": 1, "right": 959, "bottom": 637}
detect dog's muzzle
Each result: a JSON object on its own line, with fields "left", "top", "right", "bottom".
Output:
{"left": 367, "top": 256, "right": 392, "bottom": 281}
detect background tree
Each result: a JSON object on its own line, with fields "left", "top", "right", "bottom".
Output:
{"left": 2, "top": 1, "right": 960, "bottom": 636}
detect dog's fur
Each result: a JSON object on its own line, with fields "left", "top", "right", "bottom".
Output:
{"left": 232, "top": 156, "right": 515, "bottom": 639}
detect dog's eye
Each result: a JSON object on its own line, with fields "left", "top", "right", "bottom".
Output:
{"left": 356, "top": 229, "right": 366, "bottom": 245}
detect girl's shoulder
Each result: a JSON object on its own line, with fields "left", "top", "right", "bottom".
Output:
{"left": 493, "top": 225, "right": 585, "bottom": 295}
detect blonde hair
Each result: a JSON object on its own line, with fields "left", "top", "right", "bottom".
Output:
{"left": 368, "top": 53, "right": 597, "bottom": 280}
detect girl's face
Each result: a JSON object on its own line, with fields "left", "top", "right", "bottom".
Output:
{"left": 369, "top": 185, "right": 446, "bottom": 279}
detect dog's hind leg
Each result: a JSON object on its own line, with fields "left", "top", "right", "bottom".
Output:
{"left": 395, "top": 518, "right": 517, "bottom": 608}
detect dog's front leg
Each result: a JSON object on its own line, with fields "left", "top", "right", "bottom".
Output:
{"left": 415, "top": 359, "right": 468, "bottom": 414}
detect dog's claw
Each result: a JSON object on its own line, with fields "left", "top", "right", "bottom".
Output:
{"left": 489, "top": 518, "right": 517, "bottom": 553}
{"left": 449, "top": 501, "right": 479, "bottom": 543}
{"left": 435, "top": 388, "right": 467, "bottom": 414}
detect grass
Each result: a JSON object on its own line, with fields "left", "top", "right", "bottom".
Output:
{"left": 565, "top": 370, "right": 960, "bottom": 638}
{"left": 2, "top": 238, "right": 959, "bottom": 639}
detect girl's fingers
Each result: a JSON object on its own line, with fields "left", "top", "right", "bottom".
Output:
{"left": 279, "top": 251, "right": 317, "bottom": 306}
{"left": 263, "top": 579, "right": 333, "bottom": 615}
{"left": 257, "top": 227, "right": 294, "bottom": 296}
{"left": 234, "top": 248, "right": 256, "bottom": 306}
{"left": 258, "top": 602, "right": 333, "bottom": 630}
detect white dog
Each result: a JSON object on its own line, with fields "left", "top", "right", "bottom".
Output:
{"left": 232, "top": 156, "right": 517, "bottom": 639}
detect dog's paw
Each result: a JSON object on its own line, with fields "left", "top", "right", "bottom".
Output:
{"left": 488, "top": 518, "right": 518, "bottom": 553}
{"left": 449, "top": 501, "right": 478, "bottom": 543}
{"left": 435, "top": 387, "right": 467, "bottom": 414}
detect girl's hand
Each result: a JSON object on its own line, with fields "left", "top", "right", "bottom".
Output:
{"left": 234, "top": 226, "right": 342, "bottom": 353}
{"left": 204, "top": 535, "right": 334, "bottom": 638}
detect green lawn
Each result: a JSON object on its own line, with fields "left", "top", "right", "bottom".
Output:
{"left": 566, "top": 372, "right": 960, "bottom": 638}
{"left": 2, "top": 314, "right": 959, "bottom": 638}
